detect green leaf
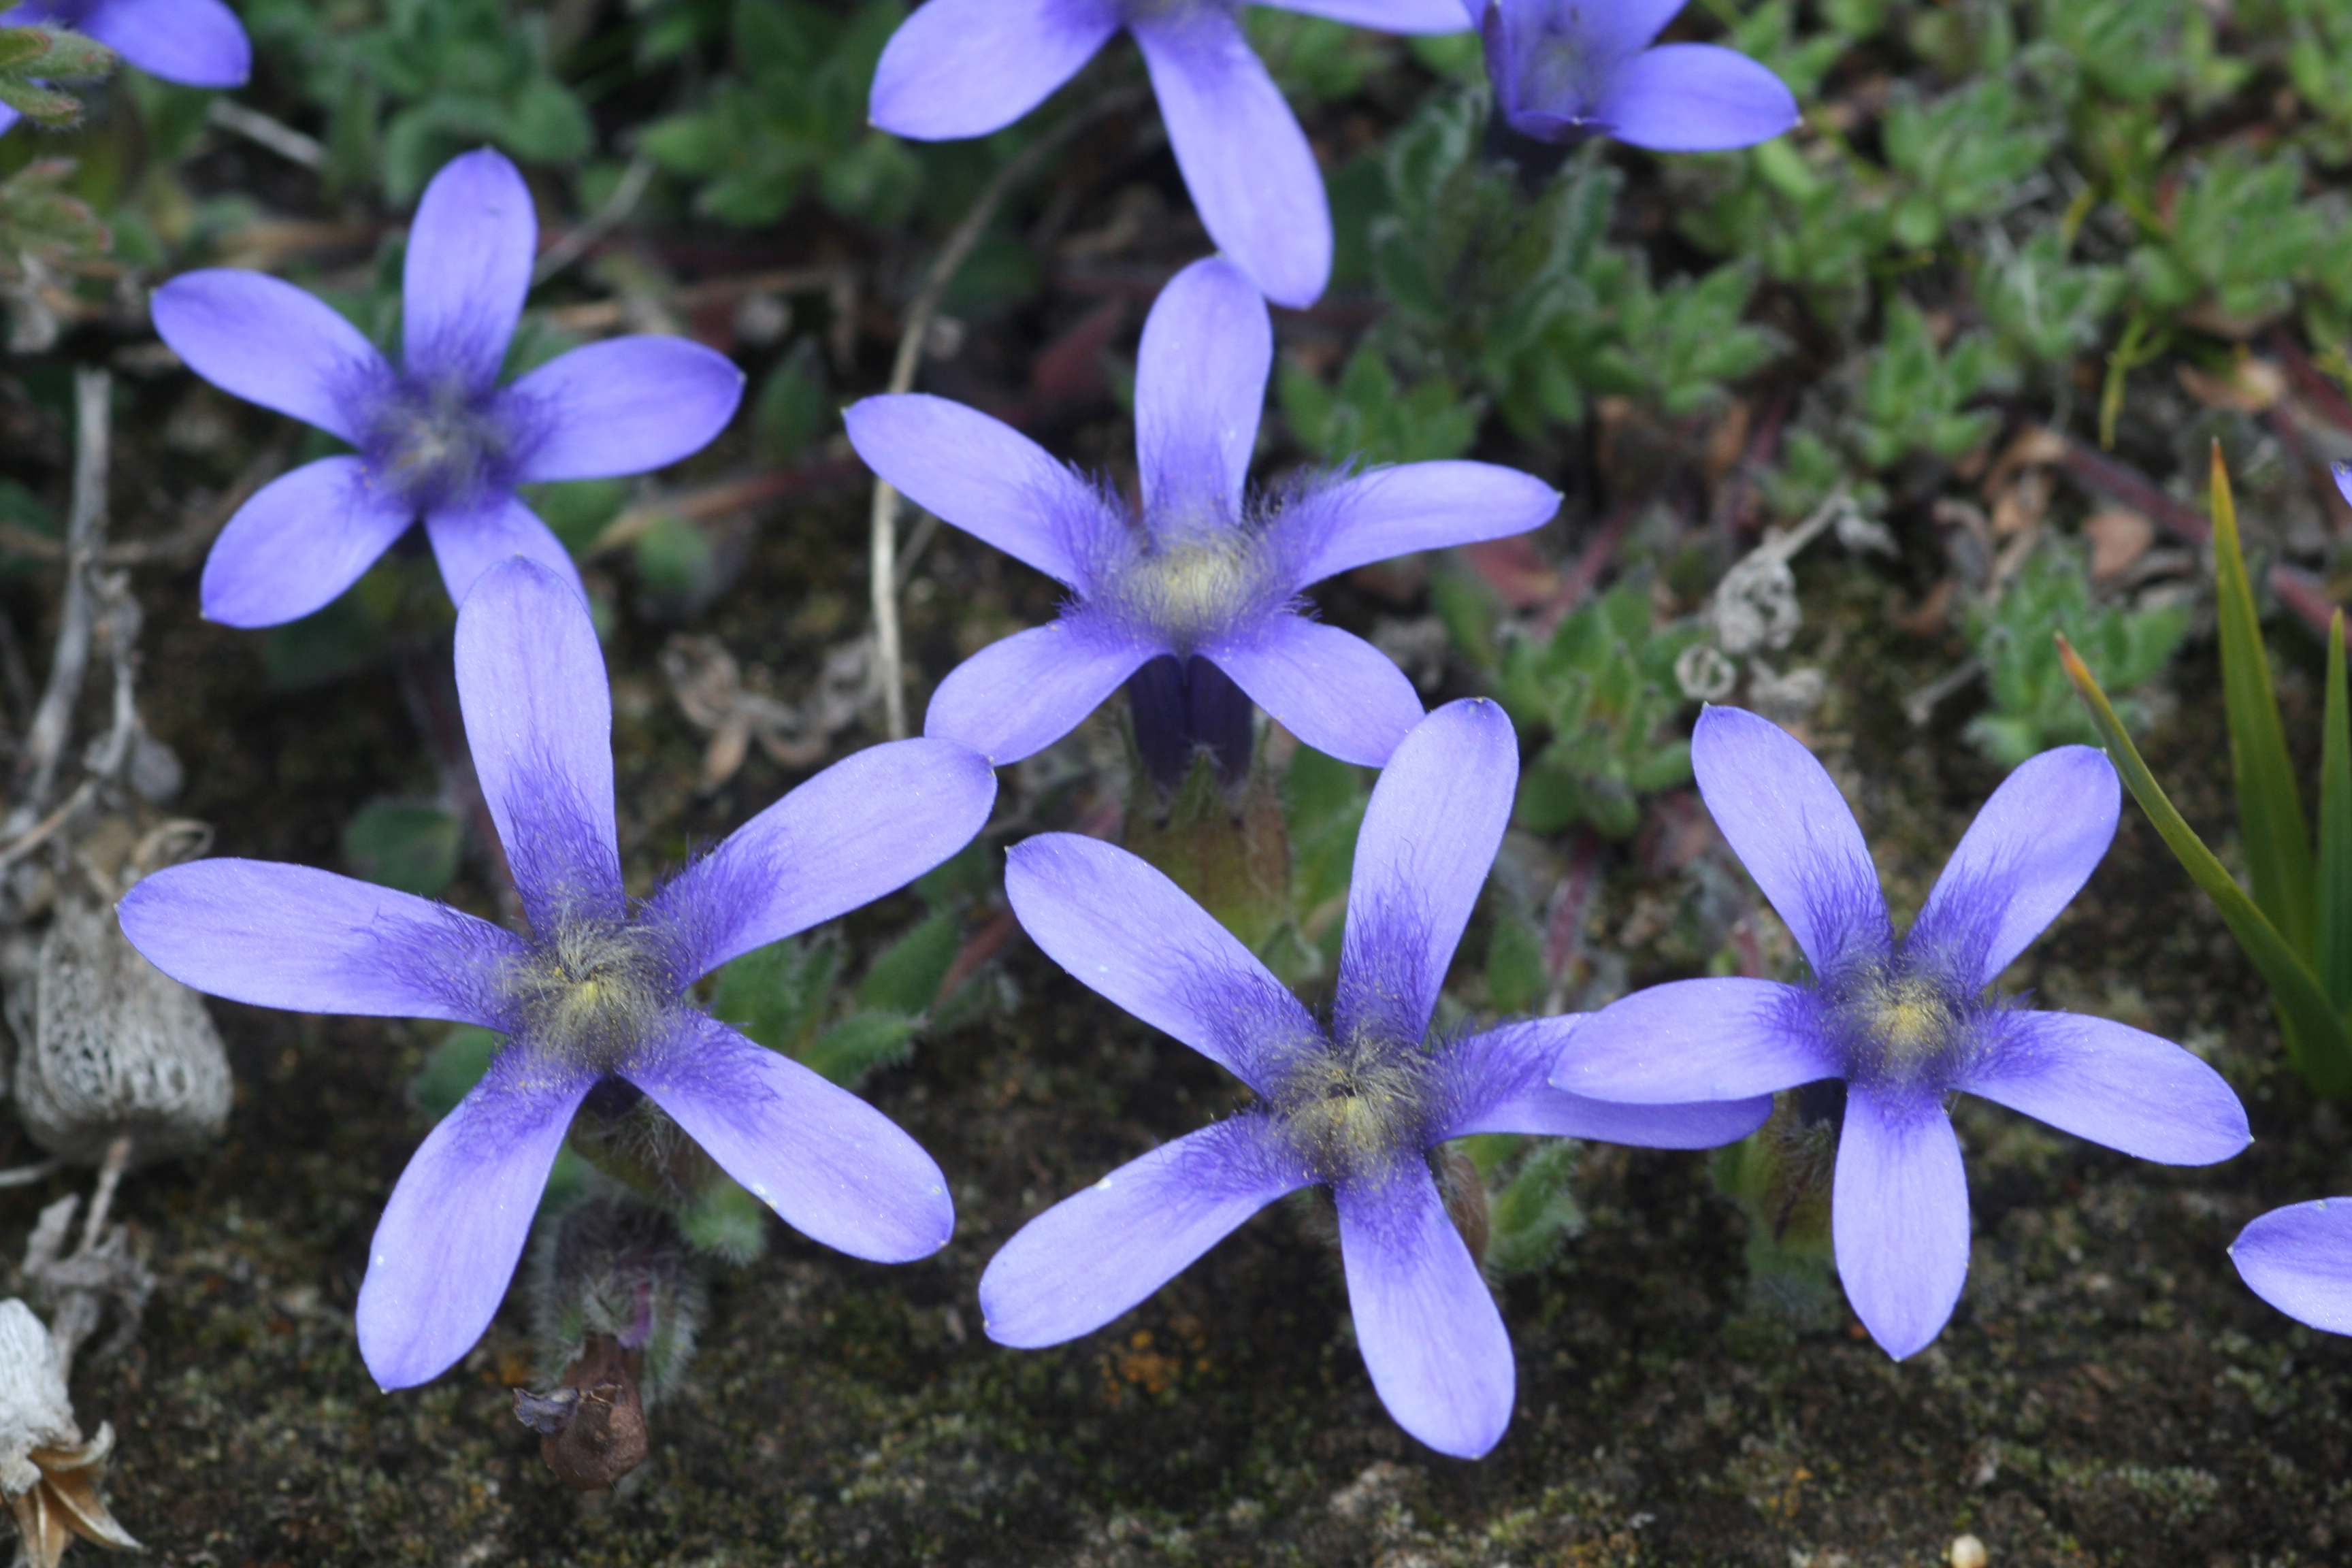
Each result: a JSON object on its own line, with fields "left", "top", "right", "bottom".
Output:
{"left": 803, "top": 1010, "right": 921, "bottom": 1087}
{"left": 855, "top": 908, "right": 962, "bottom": 1016}
{"left": 710, "top": 933, "right": 840, "bottom": 1057}
{"left": 342, "top": 798, "right": 462, "bottom": 898}
{"left": 2209, "top": 446, "right": 2316, "bottom": 960}
{"left": 678, "top": 1176, "right": 768, "bottom": 1264}
{"left": 1483, "top": 1139, "right": 1587, "bottom": 1277}
{"left": 2321, "top": 610, "right": 2352, "bottom": 1017}
{"left": 2060, "top": 635, "right": 2352, "bottom": 1096}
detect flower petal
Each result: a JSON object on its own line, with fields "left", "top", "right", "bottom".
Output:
{"left": 1337, "top": 698, "right": 1514, "bottom": 1043}
{"left": 1004, "top": 832, "right": 1309, "bottom": 1091}
{"left": 1337, "top": 1171, "right": 1514, "bottom": 1458}
{"left": 507, "top": 336, "right": 745, "bottom": 483}
{"left": 82, "top": 0, "right": 250, "bottom": 85}
{"left": 1288, "top": 461, "right": 1561, "bottom": 585}
{"left": 649, "top": 738, "right": 998, "bottom": 979}
{"left": 845, "top": 394, "right": 1099, "bottom": 584}
{"left": 402, "top": 148, "right": 535, "bottom": 394}
{"left": 453, "top": 555, "right": 620, "bottom": 921}
{"left": 1205, "top": 616, "right": 1422, "bottom": 768}
{"left": 355, "top": 1057, "right": 591, "bottom": 1389}
{"left": 1551, "top": 977, "right": 1835, "bottom": 1102}
{"left": 1960, "top": 1010, "right": 2249, "bottom": 1164}
{"left": 1832, "top": 1088, "right": 1970, "bottom": 1360}
{"left": 1524, "top": 0, "right": 1682, "bottom": 69}
{"left": 925, "top": 623, "right": 1156, "bottom": 766}
{"left": 1907, "top": 745, "right": 2119, "bottom": 991}
{"left": 150, "top": 272, "right": 388, "bottom": 444}
{"left": 1130, "top": 7, "right": 1330, "bottom": 308}
{"left": 1445, "top": 1021, "right": 1774, "bottom": 1145}
{"left": 197, "top": 457, "right": 416, "bottom": 628}
{"left": 979, "top": 1115, "right": 1311, "bottom": 1347}
{"left": 1135, "top": 257, "right": 1269, "bottom": 519}
{"left": 629, "top": 1017, "right": 953, "bottom": 1263}
{"left": 422, "top": 489, "right": 585, "bottom": 610}
{"left": 2232, "top": 1200, "right": 2352, "bottom": 1335}
{"left": 117, "top": 859, "right": 521, "bottom": 1023}
{"left": 868, "top": 0, "right": 1117, "bottom": 139}
{"left": 1693, "top": 705, "right": 1889, "bottom": 976}
{"left": 1263, "top": 0, "right": 1471, "bottom": 33}
{"left": 1591, "top": 43, "right": 1799, "bottom": 152}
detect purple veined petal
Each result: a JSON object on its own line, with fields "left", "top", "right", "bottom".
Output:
{"left": 421, "top": 489, "right": 585, "bottom": 610}
{"left": 2336, "top": 463, "right": 2352, "bottom": 512}
{"left": 507, "top": 336, "right": 745, "bottom": 483}
{"left": 868, "top": 0, "right": 1117, "bottom": 140}
{"left": 2232, "top": 1200, "right": 2352, "bottom": 1335}
{"left": 1337, "top": 1169, "right": 1514, "bottom": 1458}
{"left": 1337, "top": 699, "right": 1515, "bottom": 1043}
{"left": 1134, "top": 256, "right": 1270, "bottom": 520}
{"left": 1960, "top": 1010, "right": 2250, "bottom": 1165}
{"left": 1004, "top": 832, "right": 1310, "bottom": 1091}
{"left": 924, "top": 622, "right": 1157, "bottom": 766}
{"left": 117, "top": 858, "right": 521, "bottom": 1024}
{"left": 1832, "top": 1087, "right": 1970, "bottom": 1360}
{"left": 631, "top": 1017, "right": 953, "bottom": 1262}
{"left": 979, "top": 1115, "right": 1312, "bottom": 1347}
{"left": 1130, "top": 7, "right": 1332, "bottom": 308}
{"left": 355, "top": 1056, "right": 592, "bottom": 1389}
{"left": 1591, "top": 43, "right": 1799, "bottom": 152}
{"left": 845, "top": 395, "right": 1100, "bottom": 585}
{"left": 0, "top": 103, "right": 19, "bottom": 137}
{"left": 1259, "top": 0, "right": 1473, "bottom": 33}
{"left": 151, "top": 272, "right": 389, "bottom": 444}
{"left": 1204, "top": 615, "right": 1422, "bottom": 768}
{"left": 198, "top": 457, "right": 416, "bottom": 629}
{"left": 452, "top": 556, "right": 621, "bottom": 922}
{"left": 1693, "top": 705, "right": 1891, "bottom": 976}
{"left": 647, "top": 738, "right": 998, "bottom": 980}
{"left": 1288, "top": 461, "right": 1561, "bottom": 585}
{"left": 1443, "top": 1021, "right": 1774, "bottom": 1146}
{"left": 1526, "top": 0, "right": 1683, "bottom": 70}
{"left": 402, "top": 148, "right": 535, "bottom": 395}
{"left": 1906, "top": 745, "right": 2119, "bottom": 991}
{"left": 80, "top": 0, "right": 250, "bottom": 86}
{"left": 1550, "top": 977, "right": 1835, "bottom": 1102}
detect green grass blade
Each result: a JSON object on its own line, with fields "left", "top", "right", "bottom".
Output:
{"left": 2321, "top": 609, "right": 2352, "bottom": 1017}
{"left": 2208, "top": 443, "right": 2317, "bottom": 960}
{"left": 2060, "top": 633, "right": 2352, "bottom": 1097}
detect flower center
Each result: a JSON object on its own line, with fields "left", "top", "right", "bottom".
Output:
{"left": 362, "top": 376, "right": 513, "bottom": 510}
{"left": 502, "top": 917, "right": 678, "bottom": 1073}
{"left": 1267, "top": 1031, "right": 1437, "bottom": 1186}
{"left": 1827, "top": 961, "right": 1973, "bottom": 1088}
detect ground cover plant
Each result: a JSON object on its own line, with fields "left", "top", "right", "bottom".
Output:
{"left": 0, "top": 0, "right": 2348, "bottom": 1563}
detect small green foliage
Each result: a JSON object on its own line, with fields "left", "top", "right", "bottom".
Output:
{"left": 1680, "top": 142, "right": 1891, "bottom": 321}
{"left": 640, "top": 0, "right": 917, "bottom": 227}
{"left": 1567, "top": 253, "right": 1780, "bottom": 416}
{"left": 751, "top": 338, "right": 831, "bottom": 465}
{"left": 1243, "top": 10, "right": 1384, "bottom": 102}
{"left": 1484, "top": 903, "right": 1548, "bottom": 1017}
{"left": 1494, "top": 579, "right": 1701, "bottom": 838}
{"left": 341, "top": 797, "right": 464, "bottom": 898}
{"left": 1882, "top": 78, "right": 2055, "bottom": 252}
{"left": 1979, "top": 231, "right": 2127, "bottom": 375}
{"left": 2128, "top": 147, "right": 2323, "bottom": 329}
{"left": 1281, "top": 744, "right": 1373, "bottom": 966}
{"left": 1963, "top": 544, "right": 2188, "bottom": 766}
{"left": 0, "top": 26, "right": 117, "bottom": 130}
{"left": 1277, "top": 346, "right": 1479, "bottom": 466}
{"left": 677, "top": 1175, "right": 769, "bottom": 1265}
{"left": 1848, "top": 298, "right": 2000, "bottom": 468}
{"left": 710, "top": 904, "right": 968, "bottom": 1090}
{"left": 1463, "top": 1135, "right": 1588, "bottom": 1278}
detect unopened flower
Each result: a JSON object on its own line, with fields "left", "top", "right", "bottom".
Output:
{"left": 847, "top": 258, "right": 1559, "bottom": 781}
{"left": 0, "top": 1299, "right": 136, "bottom": 1568}
{"left": 0, "top": 0, "right": 248, "bottom": 135}
{"left": 1471, "top": 0, "right": 1796, "bottom": 150}
{"left": 150, "top": 148, "right": 744, "bottom": 626}
{"left": 120, "top": 557, "right": 997, "bottom": 1390}
{"left": 1554, "top": 705, "right": 2249, "bottom": 1358}
{"left": 980, "top": 699, "right": 1767, "bottom": 1457}
{"left": 869, "top": 0, "right": 1466, "bottom": 307}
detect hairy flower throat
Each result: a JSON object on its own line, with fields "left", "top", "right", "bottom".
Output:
{"left": 503, "top": 917, "right": 678, "bottom": 1071}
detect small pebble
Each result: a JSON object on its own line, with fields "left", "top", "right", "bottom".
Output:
{"left": 1950, "top": 1535, "right": 1988, "bottom": 1568}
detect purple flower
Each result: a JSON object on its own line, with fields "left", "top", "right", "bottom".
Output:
{"left": 868, "top": 0, "right": 1467, "bottom": 307}
{"left": 0, "top": 0, "right": 248, "bottom": 134}
{"left": 118, "top": 556, "right": 997, "bottom": 1390}
{"left": 845, "top": 257, "right": 1558, "bottom": 781}
{"left": 979, "top": 698, "right": 1768, "bottom": 1456}
{"left": 2232, "top": 1202, "right": 2352, "bottom": 1334}
{"left": 1553, "top": 706, "right": 2250, "bottom": 1359}
{"left": 1471, "top": 0, "right": 1796, "bottom": 150}
{"left": 150, "top": 148, "right": 745, "bottom": 627}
